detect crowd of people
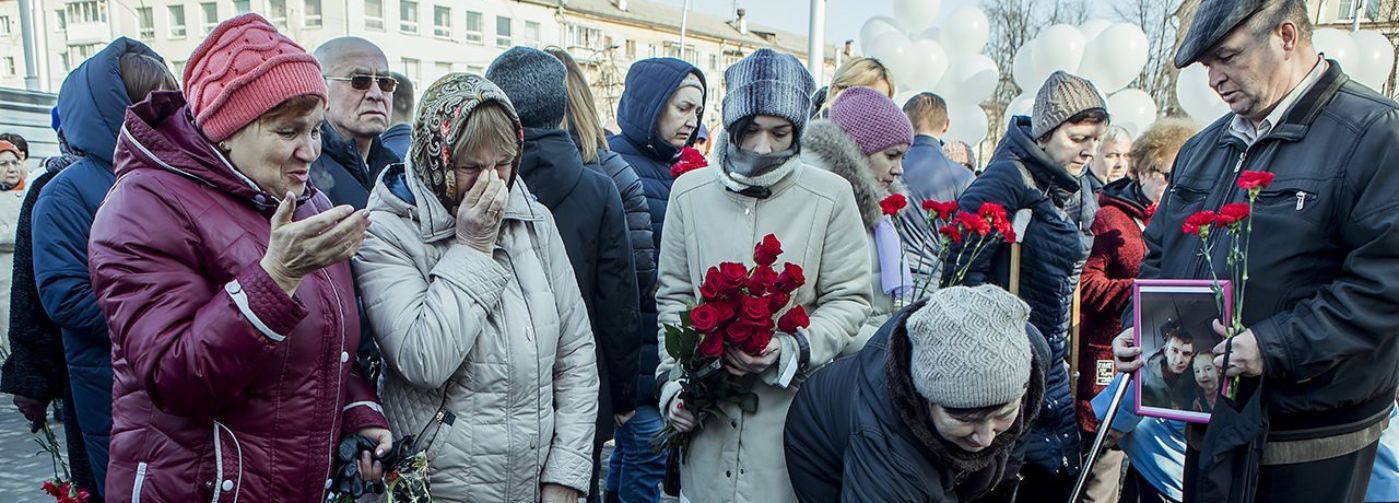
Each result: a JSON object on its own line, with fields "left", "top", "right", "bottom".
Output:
{"left": 0, "top": 0, "right": 1395, "bottom": 502}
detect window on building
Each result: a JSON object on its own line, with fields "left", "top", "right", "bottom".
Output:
{"left": 723, "top": 49, "right": 744, "bottom": 69}
{"left": 67, "top": 2, "right": 104, "bottom": 24}
{"left": 525, "top": 21, "right": 540, "bottom": 45}
{"left": 234, "top": 0, "right": 251, "bottom": 14}
{"left": 400, "top": 1, "right": 418, "bottom": 34}
{"left": 467, "top": 64, "right": 484, "bottom": 74}
{"left": 1339, "top": 0, "right": 1383, "bottom": 20}
{"left": 60, "top": 52, "right": 71, "bottom": 72}
{"left": 0, "top": 16, "right": 11, "bottom": 35}
{"left": 710, "top": 53, "right": 718, "bottom": 71}
{"left": 54, "top": 10, "right": 66, "bottom": 31}
{"left": 173, "top": 60, "right": 187, "bottom": 79}
{"left": 136, "top": 7, "right": 154, "bottom": 39}
{"left": 305, "top": 0, "right": 323, "bottom": 27}
{"left": 495, "top": 16, "right": 511, "bottom": 48}
{"left": 201, "top": 3, "right": 218, "bottom": 34}
{"left": 401, "top": 57, "right": 421, "bottom": 83}
{"left": 269, "top": 0, "right": 287, "bottom": 29}
{"left": 73, "top": 43, "right": 100, "bottom": 60}
{"left": 168, "top": 5, "right": 186, "bottom": 38}
{"left": 465, "top": 11, "right": 483, "bottom": 44}
{"left": 433, "top": 6, "right": 451, "bottom": 38}
{"left": 625, "top": 39, "right": 636, "bottom": 60}
{"left": 3, "top": 57, "right": 15, "bottom": 76}
{"left": 664, "top": 42, "right": 697, "bottom": 63}
{"left": 565, "top": 23, "right": 604, "bottom": 51}
{"left": 435, "top": 61, "right": 453, "bottom": 77}
{"left": 364, "top": 0, "right": 383, "bottom": 30}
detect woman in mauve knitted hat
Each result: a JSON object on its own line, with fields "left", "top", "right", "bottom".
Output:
{"left": 88, "top": 13, "right": 391, "bottom": 502}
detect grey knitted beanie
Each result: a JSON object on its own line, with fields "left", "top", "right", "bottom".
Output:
{"left": 1031, "top": 71, "right": 1107, "bottom": 139}
{"left": 485, "top": 46, "right": 567, "bottom": 129}
{"left": 906, "top": 285, "right": 1033, "bottom": 409}
{"left": 722, "top": 48, "right": 816, "bottom": 136}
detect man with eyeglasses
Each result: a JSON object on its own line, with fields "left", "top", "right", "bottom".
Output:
{"left": 1113, "top": 1, "right": 1399, "bottom": 501}
{"left": 311, "top": 37, "right": 402, "bottom": 210}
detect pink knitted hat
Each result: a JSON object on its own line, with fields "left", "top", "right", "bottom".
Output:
{"left": 829, "top": 86, "right": 915, "bottom": 156}
{"left": 184, "top": 13, "right": 327, "bottom": 141}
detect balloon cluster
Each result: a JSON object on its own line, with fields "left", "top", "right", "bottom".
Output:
{"left": 1006, "top": 20, "right": 1156, "bottom": 138}
{"left": 858, "top": 0, "right": 995, "bottom": 147}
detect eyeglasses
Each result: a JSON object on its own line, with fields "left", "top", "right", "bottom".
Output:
{"left": 325, "top": 73, "right": 398, "bottom": 93}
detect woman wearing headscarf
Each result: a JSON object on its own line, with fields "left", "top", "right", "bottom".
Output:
{"left": 353, "top": 73, "right": 598, "bottom": 503}
{"left": 88, "top": 14, "right": 390, "bottom": 501}
{"left": 656, "top": 48, "right": 872, "bottom": 503}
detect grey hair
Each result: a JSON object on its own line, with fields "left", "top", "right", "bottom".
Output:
{"left": 1102, "top": 126, "right": 1132, "bottom": 145}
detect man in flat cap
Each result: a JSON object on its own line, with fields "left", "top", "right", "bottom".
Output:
{"left": 1113, "top": 1, "right": 1399, "bottom": 502}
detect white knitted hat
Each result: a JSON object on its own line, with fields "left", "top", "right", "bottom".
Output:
{"left": 906, "top": 285, "right": 1033, "bottom": 408}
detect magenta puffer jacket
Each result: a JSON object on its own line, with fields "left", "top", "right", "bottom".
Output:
{"left": 89, "top": 91, "right": 389, "bottom": 502}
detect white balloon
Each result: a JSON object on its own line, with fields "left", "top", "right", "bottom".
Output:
{"left": 1175, "top": 63, "right": 1230, "bottom": 123}
{"left": 1107, "top": 89, "right": 1157, "bottom": 138}
{"left": 1079, "top": 19, "right": 1112, "bottom": 42}
{"left": 859, "top": 17, "right": 903, "bottom": 54}
{"left": 1013, "top": 45, "right": 1038, "bottom": 90}
{"left": 946, "top": 103, "right": 989, "bottom": 147}
{"left": 892, "top": 0, "right": 941, "bottom": 36}
{"left": 1006, "top": 92, "right": 1035, "bottom": 126}
{"left": 1350, "top": 30, "right": 1395, "bottom": 90}
{"left": 952, "top": 54, "right": 1000, "bottom": 104}
{"left": 1032, "top": 25, "right": 1086, "bottom": 86}
{"left": 941, "top": 6, "right": 991, "bottom": 55}
{"left": 916, "top": 26, "right": 943, "bottom": 44}
{"left": 1077, "top": 23, "right": 1150, "bottom": 94}
{"left": 1313, "top": 28, "right": 1360, "bottom": 72}
{"left": 905, "top": 39, "right": 951, "bottom": 92}
{"left": 868, "top": 32, "right": 917, "bottom": 90}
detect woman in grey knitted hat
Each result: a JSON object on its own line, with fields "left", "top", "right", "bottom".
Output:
{"left": 655, "top": 48, "right": 873, "bottom": 503}
{"left": 784, "top": 285, "right": 1050, "bottom": 502}
{"left": 941, "top": 70, "right": 1110, "bottom": 500}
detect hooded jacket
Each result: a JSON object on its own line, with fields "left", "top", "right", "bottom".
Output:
{"left": 801, "top": 120, "right": 901, "bottom": 351}
{"left": 89, "top": 91, "right": 389, "bottom": 502}
{"left": 784, "top": 304, "right": 1049, "bottom": 503}
{"left": 944, "top": 116, "right": 1086, "bottom": 475}
{"left": 31, "top": 38, "right": 159, "bottom": 493}
{"left": 607, "top": 57, "right": 706, "bottom": 405}
{"left": 654, "top": 129, "right": 872, "bottom": 503}
{"left": 519, "top": 127, "right": 640, "bottom": 417}
{"left": 354, "top": 78, "right": 598, "bottom": 501}
{"left": 1077, "top": 177, "right": 1152, "bottom": 432}
{"left": 309, "top": 120, "right": 401, "bottom": 209}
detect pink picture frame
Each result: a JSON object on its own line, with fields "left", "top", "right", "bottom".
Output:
{"left": 1132, "top": 279, "right": 1233, "bottom": 424}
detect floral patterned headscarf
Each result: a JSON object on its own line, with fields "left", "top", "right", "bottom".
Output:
{"left": 408, "top": 73, "right": 524, "bottom": 211}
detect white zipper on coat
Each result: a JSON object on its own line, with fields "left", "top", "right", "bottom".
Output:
{"left": 320, "top": 268, "right": 348, "bottom": 501}
{"left": 132, "top": 462, "right": 149, "bottom": 503}
{"left": 211, "top": 422, "right": 244, "bottom": 503}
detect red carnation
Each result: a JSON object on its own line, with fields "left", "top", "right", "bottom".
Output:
{"left": 747, "top": 265, "right": 780, "bottom": 295}
{"left": 1236, "top": 170, "right": 1275, "bottom": 191}
{"left": 955, "top": 211, "right": 991, "bottom": 237}
{"left": 767, "top": 291, "right": 791, "bottom": 311}
{"left": 689, "top": 303, "right": 721, "bottom": 333}
{"left": 879, "top": 194, "right": 908, "bottom": 216}
{"left": 716, "top": 262, "right": 749, "bottom": 294}
{"left": 669, "top": 147, "right": 710, "bottom": 179}
{"left": 939, "top": 224, "right": 963, "bottom": 244}
{"left": 1217, "top": 203, "right": 1251, "bottom": 226}
{"left": 776, "top": 263, "right": 806, "bottom": 293}
{"left": 43, "top": 481, "right": 61, "bottom": 497}
{"left": 1182, "top": 210, "right": 1218, "bottom": 236}
{"left": 698, "top": 331, "right": 725, "bottom": 358}
{"left": 778, "top": 305, "right": 810, "bottom": 334}
{"left": 740, "top": 295, "right": 774, "bottom": 321}
{"left": 754, "top": 234, "right": 783, "bottom": 267}
{"left": 923, "top": 200, "right": 959, "bottom": 221}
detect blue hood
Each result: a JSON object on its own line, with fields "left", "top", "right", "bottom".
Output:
{"left": 615, "top": 57, "right": 706, "bottom": 162}
{"left": 59, "top": 37, "right": 163, "bottom": 165}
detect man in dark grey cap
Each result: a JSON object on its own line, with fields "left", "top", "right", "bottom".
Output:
{"left": 1114, "top": 1, "right": 1399, "bottom": 502}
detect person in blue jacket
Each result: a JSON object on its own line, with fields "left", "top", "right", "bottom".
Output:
{"left": 605, "top": 56, "right": 706, "bottom": 503}
{"left": 32, "top": 37, "right": 176, "bottom": 497}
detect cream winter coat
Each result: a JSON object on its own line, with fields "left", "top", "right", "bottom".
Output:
{"left": 655, "top": 131, "right": 873, "bottom": 503}
{"left": 354, "top": 164, "right": 599, "bottom": 502}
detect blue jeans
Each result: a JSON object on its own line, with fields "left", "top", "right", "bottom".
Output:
{"left": 606, "top": 405, "right": 667, "bottom": 503}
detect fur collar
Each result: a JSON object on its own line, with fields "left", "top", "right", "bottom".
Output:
{"left": 800, "top": 120, "right": 890, "bottom": 228}
{"left": 884, "top": 305, "right": 1047, "bottom": 475}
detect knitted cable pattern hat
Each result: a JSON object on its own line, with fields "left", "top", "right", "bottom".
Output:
{"left": 485, "top": 46, "right": 567, "bottom": 129}
{"left": 829, "top": 86, "right": 915, "bottom": 156}
{"left": 722, "top": 48, "right": 817, "bottom": 136}
{"left": 184, "top": 13, "right": 327, "bottom": 141}
{"left": 1031, "top": 71, "right": 1107, "bottom": 140}
{"left": 906, "top": 285, "right": 1033, "bottom": 408}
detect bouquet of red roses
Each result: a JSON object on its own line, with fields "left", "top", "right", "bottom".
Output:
{"left": 655, "top": 234, "right": 809, "bottom": 456}
{"left": 669, "top": 146, "right": 709, "bottom": 179}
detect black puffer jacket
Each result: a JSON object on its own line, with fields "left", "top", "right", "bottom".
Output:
{"left": 1, "top": 168, "right": 68, "bottom": 401}
{"left": 585, "top": 149, "right": 655, "bottom": 302}
{"left": 309, "top": 121, "right": 401, "bottom": 210}
{"left": 944, "top": 116, "right": 1088, "bottom": 475}
{"left": 784, "top": 303, "right": 1049, "bottom": 502}
{"left": 519, "top": 128, "right": 641, "bottom": 416}
{"left": 1140, "top": 61, "right": 1399, "bottom": 440}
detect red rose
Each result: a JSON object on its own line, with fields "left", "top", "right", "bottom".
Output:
{"left": 1182, "top": 210, "right": 1218, "bottom": 236}
{"left": 747, "top": 265, "right": 780, "bottom": 295}
{"left": 1217, "top": 202, "right": 1250, "bottom": 226}
{"left": 879, "top": 194, "right": 908, "bottom": 216}
{"left": 767, "top": 291, "right": 791, "bottom": 311}
{"left": 725, "top": 318, "right": 758, "bottom": 343}
{"left": 742, "top": 329, "right": 773, "bottom": 356}
{"left": 923, "top": 200, "right": 959, "bottom": 221}
{"left": 717, "top": 262, "right": 749, "bottom": 294}
{"left": 939, "top": 224, "right": 963, "bottom": 244}
{"left": 740, "top": 295, "right": 773, "bottom": 321}
{"left": 778, "top": 305, "right": 810, "bottom": 334}
{"left": 1236, "top": 170, "right": 1275, "bottom": 191}
{"left": 753, "top": 234, "right": 784, "bottom": 267}
{"left": 710, "top": 298, "right": 738, "bottom": 322}
{"left": 776, "top": 263, "right": 806, "bottom": 293}
{"left": 698, "top": 331, "right": 725, "bottom": 358}
{"left": 955, "top": 211, "right": 991, "bottom": 237}
{"left": 702, "top": 267, "right": 725, "bottom": 299}
{"left": 689, "top": 303, "right": 721, "bottom": 332}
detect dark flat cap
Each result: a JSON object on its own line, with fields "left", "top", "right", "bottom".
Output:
{"left": 1175, "top": 0, "right": 1267, "bottom": 69}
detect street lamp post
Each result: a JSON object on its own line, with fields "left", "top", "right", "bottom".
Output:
{"left": 17, "top": 0, "right": 40, "bottom": 90}
{"left": 808, "top": 0, "right": 825, "bottom": 84}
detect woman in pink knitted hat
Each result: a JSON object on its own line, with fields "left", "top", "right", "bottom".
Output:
{"left": 88, "top": 14, "right": 391, "bottom": 502}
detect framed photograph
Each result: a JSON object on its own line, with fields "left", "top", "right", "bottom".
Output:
{"left": 1132, "top": 279, "right": 1232, "bottom": 424}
